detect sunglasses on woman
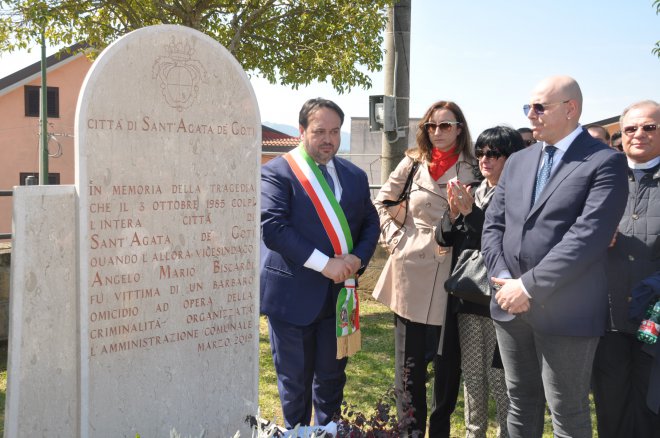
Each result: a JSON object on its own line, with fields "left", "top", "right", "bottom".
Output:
{"left": 523, "top": 100, "right": 570, "bottom": 117}
{"left": 425, "top": 121, "right": 461, "bottom": 133}
{"left": 622, "top": 124, "right": 657, "bottom": 136}
{"left": 475, "top": 149, "right": 503, "bottom": 159}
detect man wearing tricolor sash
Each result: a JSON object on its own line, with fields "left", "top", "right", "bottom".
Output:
{"left": 261, "top": 98, "right": 379, "bottom": 428}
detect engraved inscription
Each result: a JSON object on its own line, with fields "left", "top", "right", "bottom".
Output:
{"left": 87, "top": 181, "right": 257, "bottom": 358}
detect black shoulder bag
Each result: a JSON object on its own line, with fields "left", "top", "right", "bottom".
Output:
{"left": 443, "top": 249, "right": 491, "bottom": 305}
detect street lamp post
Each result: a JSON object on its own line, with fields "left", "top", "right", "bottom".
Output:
{"left": 39, "top": 31, "right": 49, "bottom": 185}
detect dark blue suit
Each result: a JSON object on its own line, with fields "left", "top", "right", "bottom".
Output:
{"left": 482, "top": 130, "right": 628, "bottom": 437}
{"left": 261, "top": 154, "right": 379, "bottom": 427}
{"left": 483, "top": 131, "right": 628, "bottom": 333}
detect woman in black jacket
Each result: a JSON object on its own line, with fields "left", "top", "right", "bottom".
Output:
{"left": 436, "top": 126, "right": 524, "bottom": 438}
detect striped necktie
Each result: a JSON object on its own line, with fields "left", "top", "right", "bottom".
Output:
{"left": 532, "top": 145, "right": 557, "bottom": 205}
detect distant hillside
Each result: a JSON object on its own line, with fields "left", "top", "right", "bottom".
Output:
{"left": 263, "top": 122, "right": 350, "bottom": 151}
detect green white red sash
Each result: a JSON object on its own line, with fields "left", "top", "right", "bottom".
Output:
{"left": 283, "top": 144, "right": 361, "bottom": 358}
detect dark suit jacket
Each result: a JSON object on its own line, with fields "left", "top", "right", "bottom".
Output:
{"left": 482, "top": 130, "right": 628, "bottom": 336}
{"left": 260, "top": 155, "right": 380, "bottom": 326}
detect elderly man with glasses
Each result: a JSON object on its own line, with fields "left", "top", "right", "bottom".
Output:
{"left": 481, "top": 75, "right": 628, "bottom": 438}
{"left": 592, "top": 100, "right": 660, "bottom": 438}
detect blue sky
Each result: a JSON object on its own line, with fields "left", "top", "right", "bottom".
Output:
{"left": 2, "top": 0, "right": 659, "bottom": 139}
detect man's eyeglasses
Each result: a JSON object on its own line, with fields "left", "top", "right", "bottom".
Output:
{"left": 475, "top": 149, "right": 503, "bottom": 159}
{"left": 425, "top": 121, "right": 461, "bottom": 133}
{"left": 622, "top": 124, "right": 657, "bottom": 136}
{"left": 524, "top": 139, "right": 537, "bottom": 146}
{"left": 523, "top": 100, "right": 570, "bottom": 117}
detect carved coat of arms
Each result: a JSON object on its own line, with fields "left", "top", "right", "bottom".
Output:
{"left": 152, "top": 38, "right": 208, "bottom": 111}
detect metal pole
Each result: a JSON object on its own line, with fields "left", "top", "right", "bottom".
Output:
{"left": 39, "top": 32, "right": 49, "bottom": 185}
{"left": 380, "top": 0, "right": 411, "bottom": 184}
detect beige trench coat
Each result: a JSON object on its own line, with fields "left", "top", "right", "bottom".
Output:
{"left": 372, "top": 153, "right": 479, "bottom": 325}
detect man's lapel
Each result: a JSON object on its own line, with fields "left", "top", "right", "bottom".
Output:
{"left": 333, "top": 158, "right": 351, "bottom": 207}
{"left": 527, "top": 132, "right": 591, "bottom": 218}
{"left": 521, "top": 144, "right": 543, "bottom": 212}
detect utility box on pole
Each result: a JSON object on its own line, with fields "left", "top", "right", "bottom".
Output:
{"left": 369, "top": 95, "right": 397, "bottom": 132}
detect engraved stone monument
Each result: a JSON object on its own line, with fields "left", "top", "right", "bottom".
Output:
{"left": 6, "top": 24, "right": 260, "bottom": 437}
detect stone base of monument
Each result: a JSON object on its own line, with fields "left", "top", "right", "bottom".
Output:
{"left": 5, "top": 186, "right": 77, "bottom": 437}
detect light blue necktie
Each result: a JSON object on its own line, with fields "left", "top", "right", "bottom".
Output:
{"left": 532, "top": 145, "right": 557, "bottom": 205}
{"left": 318, "top": 164, "right": 335, "bottom": 195}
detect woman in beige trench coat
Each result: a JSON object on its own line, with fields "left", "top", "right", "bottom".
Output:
{"left": 372, "top": 101, "right": 479, "bottom": 437}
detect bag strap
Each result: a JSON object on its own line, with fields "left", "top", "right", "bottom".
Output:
{"left": 382, "top": 160, "right": 420, "bottom": 207}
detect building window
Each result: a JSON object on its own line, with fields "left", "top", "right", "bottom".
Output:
{"left": 24, "top": 86, "right": 59, "bottom": 118}
{"left": 19, "top": 172, "right": 60, "bottom": 185}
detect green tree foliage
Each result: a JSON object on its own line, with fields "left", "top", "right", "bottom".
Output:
{"left": 0, "top": 0, "right": 392, "bottom": 92}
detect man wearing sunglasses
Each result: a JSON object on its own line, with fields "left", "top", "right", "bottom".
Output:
{"left": 482, "top": 75, "right": 628, "bottom": 438}
{"left": 592, "top": 100, "right": 660, "bottom": 438}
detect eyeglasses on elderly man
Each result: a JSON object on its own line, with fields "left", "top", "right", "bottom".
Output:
{"left": 622, "top": 124, "right": 657, "bottom": 136}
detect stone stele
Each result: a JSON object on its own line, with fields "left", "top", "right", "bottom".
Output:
{"left": 74, "top": 24, "right": 260, "bottom": 437}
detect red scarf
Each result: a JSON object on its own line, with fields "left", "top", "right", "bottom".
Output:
{"left": 428, "top": 147, "right": 459, "bottom": 180}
